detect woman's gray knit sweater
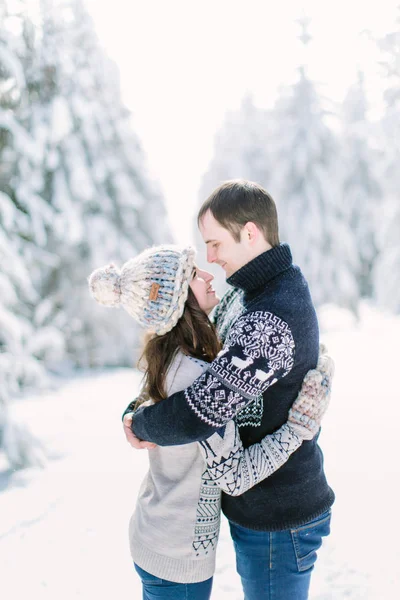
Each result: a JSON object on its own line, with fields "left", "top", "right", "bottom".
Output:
{"left": 129, "top": 351, "right": 303, "bottom": 583}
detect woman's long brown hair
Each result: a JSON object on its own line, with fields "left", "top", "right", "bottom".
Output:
{"left": 138, "top": 288, "right": 221, "bottom": 404}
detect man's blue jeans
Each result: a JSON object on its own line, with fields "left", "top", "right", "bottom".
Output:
{"left": 134, "top": 563, "right": 213, "bottom": 600}
{"left": 229, "top": 509, "right": 331, "bottom": 600}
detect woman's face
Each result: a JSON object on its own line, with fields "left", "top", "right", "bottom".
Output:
{"left": 189, "top": 266, "right": 220, "bottom": 315}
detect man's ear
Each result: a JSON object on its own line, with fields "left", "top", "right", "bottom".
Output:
{"left": 243, "top": 222, "right": 260, "bottom": 243}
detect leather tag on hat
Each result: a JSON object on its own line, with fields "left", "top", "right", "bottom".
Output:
{"left": 149, "top": 282, "right": 160, "bottom": 301}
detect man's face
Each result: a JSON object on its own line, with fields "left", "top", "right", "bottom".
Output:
{"left": 199, "top": 210, "right": 251, "bottom": 278}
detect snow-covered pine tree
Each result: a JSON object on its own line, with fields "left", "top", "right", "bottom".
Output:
{"left": 29, "top": 0, "right": 172, "bottom": 367}
{"left": 195, "top": 95, "right": 271, "bottom": 296}
{"left": 0, "top": 0, "right": 171, "bottom": 467}
{"left": 0, "top": 2, "right": 58, "bottom": 468}
{"left": 373, "top": 8, "right": 400, "bottom": 314}
{"left": 0, "top": 2, "right": 66, "bottom": 391}
{"left": 199, "top": 94, "right": 271, "bottom": 196}
{"left": 270, "top": 18, "right": 359, "bottom": 312}
{"left": 341, "top": 71, "right": 382, "bottom": 299}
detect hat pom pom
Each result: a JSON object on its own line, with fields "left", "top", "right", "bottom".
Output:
{"left": 88, "top": 263, "right": 122, "bottom": 307}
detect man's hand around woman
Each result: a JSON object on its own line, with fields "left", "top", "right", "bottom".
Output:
{"left": 123, "top": 413, "right": 157, "bottom": 450}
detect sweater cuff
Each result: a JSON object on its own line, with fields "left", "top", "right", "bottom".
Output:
{"left": 121, "top": 400, "right": 137, "bottom": 421}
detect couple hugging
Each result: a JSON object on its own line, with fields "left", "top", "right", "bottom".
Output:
{"left": 89, "top": 180, "right": 335, "bottom": 600}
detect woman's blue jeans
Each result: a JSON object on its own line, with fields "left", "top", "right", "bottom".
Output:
{"left": 229, "top": 509, "right": 331, "bottom": 600}
{"left": 134, "top": 563, "right": 213, "bottom": 600}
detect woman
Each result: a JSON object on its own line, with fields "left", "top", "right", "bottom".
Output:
{"left": 88, "top": 245, "right": 332, "bottom": 600}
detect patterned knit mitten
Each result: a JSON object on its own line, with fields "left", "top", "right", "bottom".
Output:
{"left": 287, "top": 344, "right": 334, "bottom": 440}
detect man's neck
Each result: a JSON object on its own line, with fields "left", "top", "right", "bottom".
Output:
{"left": 249, "top": 241, "right": 272, "bottom": 262}
{"left": 227, "top": 244, "right": 292, "bottom": 293}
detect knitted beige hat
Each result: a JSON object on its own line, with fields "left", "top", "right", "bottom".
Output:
{"left": 88, "top": 245, "right": 196, "bottom": 336}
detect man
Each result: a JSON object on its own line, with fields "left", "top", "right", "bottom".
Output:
{"left": 124, "top": 180, "right": 334, "bottom": 599}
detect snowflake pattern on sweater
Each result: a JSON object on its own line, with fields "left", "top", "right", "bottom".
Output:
{"left": 185, "top": 311, "right": 295, "bottom": 428}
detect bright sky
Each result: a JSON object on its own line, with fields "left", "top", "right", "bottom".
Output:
{"left": 85, "top": 0, "right": 398, "bottom": 245}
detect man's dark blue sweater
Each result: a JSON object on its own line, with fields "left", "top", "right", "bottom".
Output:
{"left": 130, "top": 243, "right": 335, "bottom": 531}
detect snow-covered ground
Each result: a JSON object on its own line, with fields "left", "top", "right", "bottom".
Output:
{"left": 1, "top": 304, "right": 399, "bottom": 599}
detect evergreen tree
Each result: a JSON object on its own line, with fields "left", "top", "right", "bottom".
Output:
{"left": 195, "top": 95, "right": 271, "bottom": 296}
{"left": 33, "top": 0, "right": 172, "bottom": 367}
{"left": 0, "top": 2, "right": 59, "bottom": 468}
{"left": 341, "top": 71, "right": 382, "bottom": 299}
{"left": 270, "top": 19, "right": 359, "bottom": 311}
{"left": 0, "top": 3, "right": 65, "bottom": 393}
{"left": 373, "top": 8, "right": 400, "bottom": 313}
{"left": 199, "top": 94, "right": 271, "bottom": 196}
{"left": 0, "top": 0, "right": 171, "bottom": 467}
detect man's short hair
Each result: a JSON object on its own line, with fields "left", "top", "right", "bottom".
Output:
{"left": 197, "top": 179, "right": 280, "bottom": 246}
